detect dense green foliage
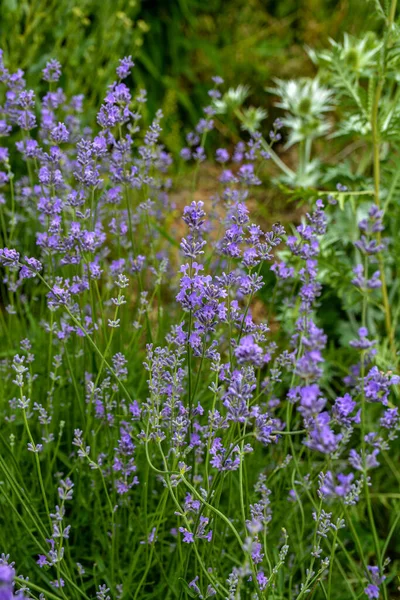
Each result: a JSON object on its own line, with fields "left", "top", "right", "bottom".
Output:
{"left": 0, "top": 0, "right": 367, "bottom": 141}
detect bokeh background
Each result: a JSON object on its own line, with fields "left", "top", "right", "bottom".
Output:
{"left": 0, "top": 0, "right": 368, "bottom": 153}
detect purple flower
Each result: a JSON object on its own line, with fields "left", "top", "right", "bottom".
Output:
{"left": 210, "top": 438, "right": 241, "bottom": 471}
{"left": 296, "top": 385, "right": 326, "bottom": 418}
{"left": 0, "top": 148, "right": 9, "bottom": 163}
{"left": 196, "top": 516, "right": 213, "bottom": 542}
{"left": 0, "top": 565, "right": 13, "bottom": 585}
{"left": 380, "top": 407, "right": 399, "bottom": 429}
{"left": 304, "top": 413, "right": 341, "bottom": 454}
{"left": 188, "top": 577, "right": 201, "bottom": 595}
{"left": 256, "top": 570, "right": 268, "bottom": 590}
{"left": 364, "top": 565, "right": 385, "bottom": 599}
{"left": 332, "top": 393, "right": 360, "bottom": 427}
{"left": 16, "top": 138, "right": 39, "bottom": 158}
{"left": 182, "top": 201, "right": 206, "bottom": 230}
{"left": 364, "top": 366, "right": 400, "bottom": 405}
{"left": 193, "top": 146, "right": 206, "bottom": 162}
{"left": 42, "top": 59, "right": 62, "bottom": 82}
{"left": 349, "top": 448, "right": 380, "bottom": 471}
{"left": 37, "top": 555, "right": 48, "bottom": 567}
{"left": 179, "top": 527, "right": 194, "bottom": 543}
{"left": 50, "top": 122, "right": 69, "bottom": 144}
{"left": 216, "top": 148, "right": 229, "bottom": 163}
{"left": 352, "top": 265, "right": 381, "bottom": 290}
{"left": 112, "top": 422, "right": 139, "bottom": 494}
{"left": 0, "top": 120, "right": 11, "bottom": 136}
{"left": 238, "top": 163, "right": 261, "bottom": 186}
{"left": 180, "top": 147, "right": 191, "bottom": 161}
{"left": 271, "top": 261, "right": 294, "bottom": 279}
{"left": 319, "top": 471, "right": 355, "bottom": 499}
{"left": 0, "top": 563, "right": 22, "bottom": 600}
{"left": 116, "top": 56, "right": 135, "bottom": 79}
{"left": 19, "top": 256, "right": 43, "bottom": 280}
{"left": 251, "top": 540, "right": 264, "bottom": 563}
{"left": 350, "top": 327, "right": 376, "bottom": 351}
{"left": 0, "top": 248, "right": 20, "bottom": 267}
{"left": 196, "top": 117, "right": 214, "bottom": 134}
{"left": 364, "top": 584, "right": 379, "bottom": 599}
{"left": 234, "top": 335, "right": 264, "bottom": 366}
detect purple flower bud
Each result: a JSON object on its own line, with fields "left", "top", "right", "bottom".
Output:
{"left": 42, "top": 59, "right": 62, "bottom": 82}
{"left": 51, "top": 122, "right": 69, "bottom": 144}
{"left": 116, "top": 56, "right": 135, "bottom": 79}
{"left": 0, "top": 248, "right": 19, "bottom": 267}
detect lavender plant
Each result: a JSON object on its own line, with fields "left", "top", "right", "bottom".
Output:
{"left": 0, "top": 4, "right": 400, "bottom": 599}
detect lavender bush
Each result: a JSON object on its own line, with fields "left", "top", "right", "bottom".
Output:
{"left": 0, "top": 5, "right": 400, "bottom": 599}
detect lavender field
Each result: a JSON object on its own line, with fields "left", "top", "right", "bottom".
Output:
{"left": 0, "top": 1, "right": 400, "bottom": 599}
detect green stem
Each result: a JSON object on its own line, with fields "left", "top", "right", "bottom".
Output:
{"left": 22, "top": 404, "right": 51, "bottom": 528}
{"left": 360, "top": 257, "right": 387, "bottom": 599}
{"left": 370, "top": 0, "right": 397, "bottom": 361}
{"left": 235, "top": 109, "right": 295, "bottom": 179}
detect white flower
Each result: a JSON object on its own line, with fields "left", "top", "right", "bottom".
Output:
{"left": 240, "top": 106, "right": 268, "bottom": 132}
{"left": 268, "top": 78, "right": 334, "bottom": 119}
{"left": 309, "top": 33, "right": 382, "bottom": 75}
{"left": 213, "top": 85, "right": 250, "bottom": 114}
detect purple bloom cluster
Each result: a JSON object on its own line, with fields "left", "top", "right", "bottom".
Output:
{"left": 364, "top": 565, "right": 385, "bottom": 599}
{"left": 0, "top": 48, "right": 398, "bottom": 600}
{"left": 0, "top": 560, "right": 27, "bottom": 600}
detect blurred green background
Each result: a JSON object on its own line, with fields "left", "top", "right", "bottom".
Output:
{"left": 0, "top": 0, "right": 370, "bottom": 150}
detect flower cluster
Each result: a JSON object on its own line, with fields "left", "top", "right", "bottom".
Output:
{"left": 0, "top": 49, "right": 398, "bottom": 600}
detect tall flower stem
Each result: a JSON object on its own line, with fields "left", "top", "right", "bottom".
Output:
{"left": 157, "top": 445, "right": 230, "bottom": 597}
{"left": 234, "top": 108, "right": 295, "bottom": 180}
{"left": 21, "top": 399, "right": 51, "bottom": 529}
{"left": 360, "top": 257, "right": 388, "bottom": 600}
{"left": 371, "top": 0, "right": 398, "bottom": 361}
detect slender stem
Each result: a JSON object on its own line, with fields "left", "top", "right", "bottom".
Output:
{"left": 15, "top": 577, "right": 62, "bottom": 600}
{"left": 370, "top": 0, "right": 397, "bottom": 360}
{"left": 22, "top": 405, "right": 51, "bottom": 528}
{"left": 235, "top": 109, "right": 295, "bottom": 179}
{"left": 327, "top": 524, "right": 339, "bottom": 599}
{"left": 360, "top": 256, "right": 387, "bottom": 600}
{"left": 389, "top": 0, "right": 398, "bottom": 24}
{"left": 158, "top": 446, "right": 229, "bottom": 597}
{"left": 238, "top": 433, "right": 264, "bottom": 599}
